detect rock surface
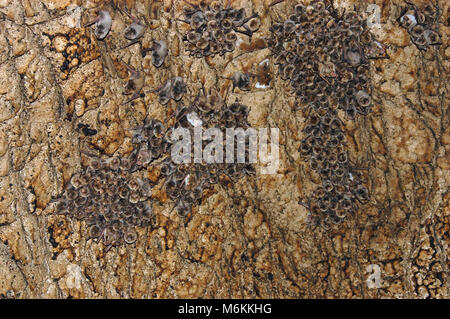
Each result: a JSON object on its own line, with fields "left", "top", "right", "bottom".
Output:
{"left": 0, "top": 0, "right": 448, "bottom": 298}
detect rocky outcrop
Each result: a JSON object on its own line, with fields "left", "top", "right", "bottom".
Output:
{"left": 0, "top": 0, "right": 447, "bottom": 298}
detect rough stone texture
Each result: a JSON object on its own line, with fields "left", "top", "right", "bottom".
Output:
{"left": 0, "top": 0, "right": 448, "bottom": 299}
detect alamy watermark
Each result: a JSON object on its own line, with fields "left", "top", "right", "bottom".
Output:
{"left": 170, "top": 126, "right": 280, "bottom": 175}
{"left": 164, "top": 4, "right": 382, "bottom": 176}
